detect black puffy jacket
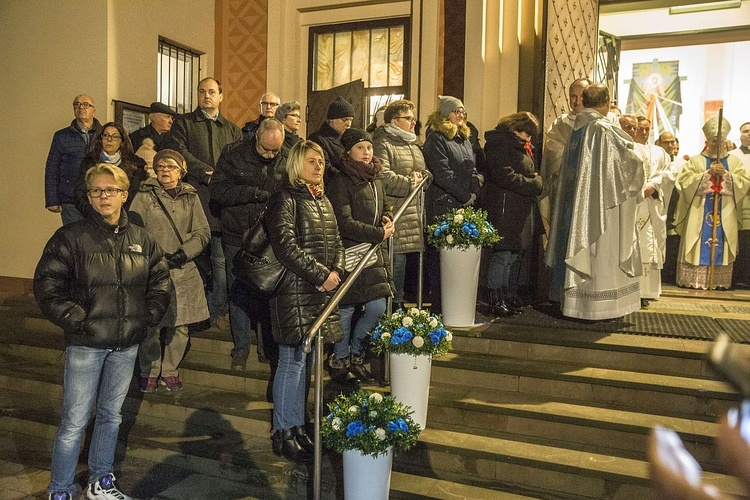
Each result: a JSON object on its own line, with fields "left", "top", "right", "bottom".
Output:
{"left": 264, "top": 183, "right": 345, "bottom": 346}
{"left": 33, "top": 211, "right": 172, "bottom": 349}
{"left": 308, "top": 121, "right": 344, "bottom": 184}
{"left": 327, "top": 160, "right": 403, "bottom": 306}
{"left": 210, "top": 137, "right": 286, "bottom": 247}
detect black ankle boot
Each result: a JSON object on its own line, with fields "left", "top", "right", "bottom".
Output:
{"left": 500, "top": 287, "right": 522, "bottom": 315}
{"left": 272, "top": 428, "right": 313, "bottom": 463}
{"left": 349, "top": 354, "right": 374, "bottom": 383}
{"left": 293, "top": 425, "right": 315, "bottom": 454}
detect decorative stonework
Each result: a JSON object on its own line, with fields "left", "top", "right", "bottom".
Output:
{"left": 215, "top": 0, "right": 268, "bottom": 127}
{"left": 543, "top": 0, "right": 598, "bottom": 128}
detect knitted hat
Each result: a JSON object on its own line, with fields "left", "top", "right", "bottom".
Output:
{"left": 702, "top": 116, "right": 731, "bottom": 139}
{"left": 438, "top": 95, "right": 464, "bottom": 118}
{"left": 341, "top": 128, "right": 372, "bottom": 152}
{"left": 275, "top": 101, "right": 301, "bottom": 121}
{"left": 327, "top": 97, "right": 355, "bottom": 119}
{"left": 153, "top": 149, "right": 186, "bottom": 174}
{"left": 149, "top": 102, "right": 176, "bottom": 115}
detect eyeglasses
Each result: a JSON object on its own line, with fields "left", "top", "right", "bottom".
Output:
{"left": 258, "top": 142, "right": 281, "bottom": 158}
{"left": 155, "top": 163, "right": 179, "bottom": 172}
{"left": 87, "top": 187, "right": 124, "bottom": 198}
{"left": 101, "top": 133, "right": 122, "bottom": 141}
{"left": 261, "top": 101, "right": 281, "bottom": 107}
{"left": 452, "top": 109, "right": 467, "bottom": 116}
{"left": 395, "top": 116, "right": 416, "bottom": 123}
{"left": 73, "top": 102, "right": 94, "bottom": 109}
{"left": 286, "top": 113, "right": 301, "bottom": 119}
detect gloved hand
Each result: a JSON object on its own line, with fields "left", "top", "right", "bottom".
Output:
{"left": 463, "top": 193, "right": 477, "bottom": 207}
{"left": 165, "top": 249, "right": 188, "bottom": 269}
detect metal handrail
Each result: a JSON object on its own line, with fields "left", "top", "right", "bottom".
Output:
{"left": 303, "top": 176, "right": 428, "bottom": 500}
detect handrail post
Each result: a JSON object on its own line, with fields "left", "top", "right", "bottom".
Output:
{"left": 313, "top": 326, "right": 323, "bottom": 500}
{"left": 303, "top": 177, "right": 427, "bottom": 499}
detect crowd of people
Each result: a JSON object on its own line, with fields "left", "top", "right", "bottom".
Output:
{"left": 38, "top": 76, "right": 750, "bottom": 498}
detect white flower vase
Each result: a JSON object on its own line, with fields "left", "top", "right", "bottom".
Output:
{"left": 440, "top": 245, "right": 481, "bottom": 327}
{"left": 389, "top": 352, "right": 432, "bottom": 429}
{"left": 343, "top": 447, "right": 393, "bottom": 500}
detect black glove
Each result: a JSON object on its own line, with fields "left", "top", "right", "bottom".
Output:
{"left": 165, "top": 249, "right": 188, "bottom": 269}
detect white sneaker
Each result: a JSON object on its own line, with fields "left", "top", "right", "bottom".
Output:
{"left": 87, "top": 474, "right": 132, "bottom": 500}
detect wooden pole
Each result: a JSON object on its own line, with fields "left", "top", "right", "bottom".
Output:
{"left": 708, "top": 107, "right": 724, "bottom": 290}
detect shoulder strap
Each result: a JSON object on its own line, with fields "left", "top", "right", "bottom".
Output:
{"left": 152, "top": 191, "right": 184, "bottom": 245}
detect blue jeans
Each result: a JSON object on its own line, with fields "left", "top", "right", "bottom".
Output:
{"left": 208, "top": 234, "right": 227, "bottom": 321}
{"left": 223, "top": 242, "right": 254, "bottom": 355}
{"left": 272, "top": 344, "right": 311, "bottom": 431}
{"left": 392, "top": 253, "right": 407, "bottom": 304}
{"left": 61, "top": 203, "right": 84, "bottom": 226}
{"left": 487, "top": 251, "right": 518, "bottom": 290}
{"left": 335, "top": 297, "right": 386, "bottom": 359}
{"left": 48, "top": 344, "right": 138, "bottom": 496}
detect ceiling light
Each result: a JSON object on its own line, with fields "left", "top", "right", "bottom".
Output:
{"left": 669, "top": 0, "right": 742, "bottom": 15}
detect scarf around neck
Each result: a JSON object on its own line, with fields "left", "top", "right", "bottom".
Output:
{"left": 101, "top": 150, "right": 122, "bottom": 165}
{"left": 299, "top": 180, "right": 324, "bottom": 198}
{"left": 340, "top": 155, "right": 381, "bottom": 182}
{"left": 384, "top": 123, "right": 417, "bottom": 144}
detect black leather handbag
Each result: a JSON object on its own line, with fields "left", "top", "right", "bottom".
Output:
{"left": 233, "top": 199, "right": 295, "bottom": 295}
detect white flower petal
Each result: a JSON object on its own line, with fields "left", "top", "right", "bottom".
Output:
{"left": 412, "top": 336, "right": 425, "bottom": 348}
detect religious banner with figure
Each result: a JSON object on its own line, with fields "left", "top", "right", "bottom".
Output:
{"left": 625, "top": 60, "right": 683, "bottom": 141}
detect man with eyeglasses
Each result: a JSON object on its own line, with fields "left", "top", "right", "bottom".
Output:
{"left": 242, "top": 92, "right": 281, "bottom": 141}
{"left": 164, "top": 77, "right": 242, "bottom": 333}
{"left": 44, "top": 94, "right": 103, "bottom": 225}
{"left": 210, "top": 118, "right": 286, "bottom": 370}
{"left": 309, "top": 96, "right": 356, "bottom": 183}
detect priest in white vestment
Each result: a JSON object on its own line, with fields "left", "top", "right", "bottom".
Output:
{"left": 674, "top": 117, "right": 750, "bottom": 290}
{"left": 545, "top": 84, "right": 645, "bottom": 320}
{"left": 621, "top": 115, "right": 672, "bottom": 302}
{"left": 538, "top": 78, "right": 591, "bottom": 230}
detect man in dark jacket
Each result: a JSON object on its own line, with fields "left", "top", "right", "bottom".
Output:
{"left": 211, "top": 118, "right": 285, "bottom": 369}
{"left": 164, "top": 77, "right": 243, "bottom": 330}
{"left": 44, "top": 94, "right": 102, "bottom": 225}
{"left": 129, "top": 101, "right": 177, "bottom": 151}
{"left": 241, "top": 91, "right": 281, "bottom": 141}
{"left": 34, "top": 163, "right": 171, "bottom": 500}
{"left": 308, "top": 96, "right": 354, "bottom": 183}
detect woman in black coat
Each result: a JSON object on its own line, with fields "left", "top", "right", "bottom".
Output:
{"left": 326, "top": 128, "right": 410, "bottom": 384}
{"left": 263, "top": 140, "right": 345, "bottom": 463}
{"left": 481, "top": 112, "right": 543, "bottom": 316}
{"left": 74, "top": 121, "right": 148, "bottom": 217}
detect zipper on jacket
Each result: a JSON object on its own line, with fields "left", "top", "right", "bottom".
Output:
{"left": 502, "top": 193, "right": 506, "bottom": 215}
{"left": 315, "top": 197, "right": 329, "bottom": 267}
{"left": 113, "top": 226, "right": 125, "bottom": 349}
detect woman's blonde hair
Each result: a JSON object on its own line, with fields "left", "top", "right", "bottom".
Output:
{"left": 286, "top": 140, "right": 325, "bottom": 184}
{"left": 85, "top": 163, "right": 130, "bottom": 191}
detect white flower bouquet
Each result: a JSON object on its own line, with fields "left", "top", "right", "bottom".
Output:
{"left": 426, "top": 207, "right": 500, "bottom": 249}
{"left": 370, "top": 307, "right": 452, "bottom": 357}
{"left": 320, "top": 390, "right": 421, "bottom": 458}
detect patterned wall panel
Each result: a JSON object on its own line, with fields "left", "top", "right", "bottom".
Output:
{"left": 543, "top": 0, "right": 598, "bottom": 129}
{"left": 215, "top": 0, "right": 268, "bottom": 127}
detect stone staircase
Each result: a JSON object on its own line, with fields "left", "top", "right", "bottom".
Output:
{"left": 0, "top": 292, "right": 747, "bottom": 499}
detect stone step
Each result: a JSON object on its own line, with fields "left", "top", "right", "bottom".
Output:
{"left": 453, "top": 323, "right": 723, "bottom": 378}
{"left": 0, "top": 387, "right": 542, "bottom": 500}
{"left": 0, "top": 341, "right": 729, "bottom": 475}
{"left": 4, "top": 385, "right": 739, "bottom": 500}
{"left": 432, "top": 351, "right": 740, "bottom": 420}
{"left": 0, "top": 349, "right": 723, "bottom": 475}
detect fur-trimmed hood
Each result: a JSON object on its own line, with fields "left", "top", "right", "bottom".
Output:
{"left": 426, "top": 110, "right": 471, "bottom": 141}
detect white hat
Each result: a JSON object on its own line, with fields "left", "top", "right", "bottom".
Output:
{"left": 702, "top": 116, "right": 731, "bottom": 140}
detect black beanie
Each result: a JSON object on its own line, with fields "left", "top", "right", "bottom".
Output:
{"left": 327, "top": 97, "right": 355, "bottom": 120}
{"left": 341, "top": 128, "right": 372, "bottom": 152}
